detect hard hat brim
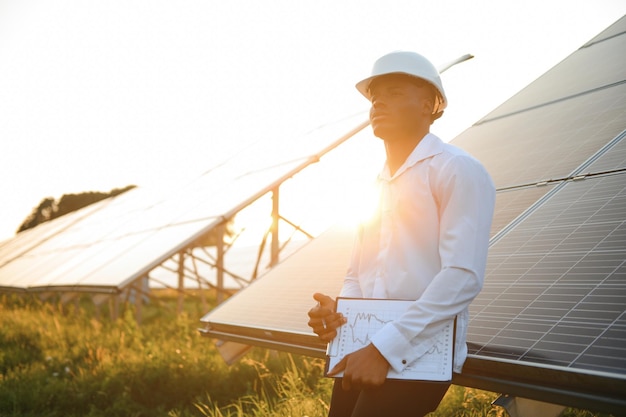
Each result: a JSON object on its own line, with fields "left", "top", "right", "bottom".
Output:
{"left": 355, "top": 72, "right": 448, "bottom": 113}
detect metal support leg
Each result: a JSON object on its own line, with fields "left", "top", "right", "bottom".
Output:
{"left": 215, "top": 224, "right": 225, "bottom": 304}
{"left": 177, "top": 251, "right": 185, "bottom": 314}
{"left": 493, "top": 394, "right": 566, "bottom": 417}
{"left": 271, "top": 186, "right": 279, "bottom": 268}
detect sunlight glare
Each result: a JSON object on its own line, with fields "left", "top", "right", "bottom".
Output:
{"left": 333, "top": 179, "right": 379, "bottom": 228}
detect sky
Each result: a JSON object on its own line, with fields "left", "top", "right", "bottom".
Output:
{"left": 1, "top": 0, "right": 625, "bottom": 242}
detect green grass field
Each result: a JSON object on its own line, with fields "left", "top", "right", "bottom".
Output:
{"left": 0, "top": 291, "right": 615, "bottom": 417}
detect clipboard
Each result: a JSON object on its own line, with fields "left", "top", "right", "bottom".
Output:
{"left": 325, "top": 297, "right": 455, "bottom": 381}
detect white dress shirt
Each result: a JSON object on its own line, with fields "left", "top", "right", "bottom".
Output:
{"left": 339, "top": 133, "right": 495, "bottom": 374}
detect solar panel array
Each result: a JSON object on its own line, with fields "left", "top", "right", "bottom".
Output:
{"left": 0, "top": 113, "right": 368, "bottom": 294}
{"left": 452, "top": 15, "right": 626, "bottom": 386}
{"left": 200, "top": 15, "right": 626, "bottom": 413}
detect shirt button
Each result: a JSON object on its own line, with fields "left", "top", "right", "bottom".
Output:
{"left": 402, "top": 359, "right": 407, "bottom": 365}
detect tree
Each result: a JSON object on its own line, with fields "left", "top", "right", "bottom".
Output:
{"left": 17, "top": 185, "right": 136, "bottom": 233}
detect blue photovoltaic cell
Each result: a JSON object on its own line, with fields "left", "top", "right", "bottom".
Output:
{"left": 489, "top": 185, "right": 556, "bottom": 238}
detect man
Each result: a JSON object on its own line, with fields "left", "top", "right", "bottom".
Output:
{"left": 307, "top": 51, "right": 495, "bottom": 417}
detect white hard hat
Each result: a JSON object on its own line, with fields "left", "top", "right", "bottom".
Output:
{"left": 356, "top": 51, "right": 447, "bottom": 114}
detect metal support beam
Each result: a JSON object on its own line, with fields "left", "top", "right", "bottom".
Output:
{"left": 271, "top": 186, "right": 280, "bottom": 268}
{"left": 215, "top": 224, "right": 225, "bottom": 304}
{"left": 134, "top": 280, "right": 143, "bottom": 324}
{"left": 189, "top": 252, "right": 208, "bottom": 311}
{"left": 177, "top": 250, "right": 185, "bottom": 314}
{"left": 109, "top": 294, "right": 119, "bottom": 321}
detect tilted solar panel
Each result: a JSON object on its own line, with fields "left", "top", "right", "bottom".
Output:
{"left": 452, "top": 82, "right": 626, "bottom": 189}
{"left": 469, "top": 129, "right": 626, "bottom": 370}
{"left": 201, "top": 224, "right": 352, "bottom": 354}
{"left": 0, "top": 198, "right": 110, "bottom": 270}
{"left": 469, "top": 22, "right": 626, "bottom": 125}
{"left": 0, "top": 113, "right": 368, "bottom": 293}
{"left": 461, "top": 171, "right": 626, "bottom": 412}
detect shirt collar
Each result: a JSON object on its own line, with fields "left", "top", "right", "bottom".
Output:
{"left": 379, "top": 133, "right": 444, "bottom": 180}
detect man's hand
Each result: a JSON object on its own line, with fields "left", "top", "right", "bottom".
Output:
{"left": 327, "top": 343, "right": 390, "bottom": 390}
{"left": 307, "top": 293, "right": 346, "bottom": 342}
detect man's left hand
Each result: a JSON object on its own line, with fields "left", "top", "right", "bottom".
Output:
{"left": 327, "top": 343, "right": 390, "bottom": 391}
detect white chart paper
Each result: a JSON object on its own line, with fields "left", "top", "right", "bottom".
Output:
{"left": 326, "top": 298, "right": 454, "bottom": 381}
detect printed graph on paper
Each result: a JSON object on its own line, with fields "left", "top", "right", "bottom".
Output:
{"left": 326, "top": 298, "right": 454, "bottom": 381}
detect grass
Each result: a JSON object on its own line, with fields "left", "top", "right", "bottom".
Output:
{"left": 0, "top": 290, "right": 617, "bottom": 417}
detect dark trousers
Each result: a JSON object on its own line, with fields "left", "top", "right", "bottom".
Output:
{"left": 328, "top": 378, "right": 450, "bottom": 417}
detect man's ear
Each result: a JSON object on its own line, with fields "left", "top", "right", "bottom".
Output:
{"left": 431, "top": 111, "right": 444, "bottom": 124}
{"left": 421, "top": 96, "right": 435, "bottom": 116}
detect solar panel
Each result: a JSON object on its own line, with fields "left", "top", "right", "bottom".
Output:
{"left": 200, "top": 224, "right": 352, "bottom": 354}
{"left": 0, "top": 197, "right": 110, "bottom": 269}
{"left": 0, "top": 112, "right": 369, "bottom": 293}
{"left": 451, "top": 15, "right": 626, "bottom": 190}
{"left": 470, "top": 25, "right": 626, "bottom": 126}
{"left": 452, "top": 82, "right": 626, "bottom": 189}
{"left": 469, "top": 172, "right": 626, "bottom": 375}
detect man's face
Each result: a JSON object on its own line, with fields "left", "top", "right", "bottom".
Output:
{"left": 368, "top": 74, "right": 433, "bottom": 140}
